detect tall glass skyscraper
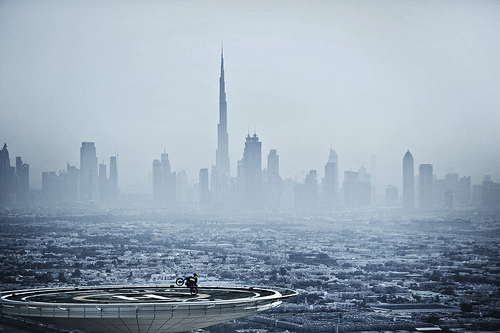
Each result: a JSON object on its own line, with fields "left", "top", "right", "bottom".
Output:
{"left": 419, "top": 164, "right": 433, "bottom": 210}
{"left": 323, "top": 148, "right": 339, "bottom": 209}
{"left": 79, "top": 142, "right": 98, "bottom": 201}
{"left": 403, "top": 150, "right": 414, "bottom": 210}
{"left": 242, "top": 133, "right": 262, "bottom": 209}
{"left": 216, "top": 47, "right": 229, "bottom": 176}
{"left": 212, "top": 47, "right": 230, "bottom": 208}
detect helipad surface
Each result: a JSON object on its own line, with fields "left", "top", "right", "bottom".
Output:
{"left": 4, "top": 286, "right": 275, "bottom": 304}
{"left": 1, "top": 286, "right": 296, "bottom": 333}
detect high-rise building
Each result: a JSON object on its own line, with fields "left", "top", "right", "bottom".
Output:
{"left": 444, "top": 173, "right": 458, "bottom": 193}
{"left": 15, "top": 156, "right": 29, "bottom": 205}
{"left": 457, "top": 176, "right": 471, "bottom": 205}
{"left": 66, "top": 163, "right": 79, "bottom": 202}
{"left": 42, "top": 163, "right": 79, "bottom": 204}
{"left": 212, "top": 47, "right": 230, "bottom": 208}
{"left": 152, "top": 159, "right": 163, "bottom": 206}
{"left": 0, "top": 143, "right": 16, "bottom": 206}
{"left": 343, "top": 171, "right": 358, "bottom": 208}
{"left": 482, "top": 175, "right": 500, "bottom": 208}
{"left": 295, "top": 170, "right": 318, "bottom": 212}
{"left": 79, "top": 142, "right": 98, "bottom": 201}
{"left": 176, "top": 170, "right": 188, "bottom": 206}
{"left": 199, "top": 168, "right": 210, "bottom": 209}
{"left": 216, "top": 47, "right": 230, "bottom": 176}
{"left": 323, "top": 148, "right": 339, "bottom": 210}
{"left": 210, "top": 166, "right": 221, "bottom": 208}
{"left": 235, "top": 159, "right": 244, "bottom": 205}
{"left": 355, "top": 166, "right": 371, "bottom": 207}
{"left": 266, "top": 149, "right": 282, "bottom": 208}
{"left": 152, "top": 152, "right": 176, "bottom": 208}
{"left": 403, "top": 150, "right": 414, "bottom": 210}
{"left": 99, "top": 162, "right": 107, "bottom": 201}
{"left": 472, "top": 183, "right": 483, "bottom": 204}
{"left": 240, "top": 133, "right": 262, "bottom": 209}
{"left": 419, "top": 164, "right": 433, "bottom": 210}
{"left": 0, "top": 146, "right": 29, "bottom": 206}
{"left": 342, "top": 167, "right": 371, "bottom": 208}
{"left": 109, "top": 156, "right": 118, "bottom": 199}
{"left": 443, "top": 172, "right": 459, "bottom": 209}
{"left": 42, "top": 171, "right": 60, "bottom": 202}
{"left": 267, "top": 149, "right": 279, "bottom": 181}
{"left": 163, "top": 153, "right": 176, "bottom": 207}
{"left": 370, "top": 154, "right": 377, "bottom": 204}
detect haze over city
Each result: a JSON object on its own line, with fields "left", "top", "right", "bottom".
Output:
{"left": 1, "top": 0, "right": 499, "bottom": 193}
{"left": 2, "top": 3, "right": 500, "bottom": 332}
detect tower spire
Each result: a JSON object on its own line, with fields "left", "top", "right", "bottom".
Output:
{"left": 216, "top": 42, "right": 229, "bottom": 177}
{"left": 220, "top": 44, "right": 225, "bottom": 81}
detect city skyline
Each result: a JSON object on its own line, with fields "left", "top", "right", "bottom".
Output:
{"left": 1, "top": 1, "right": 500, "bottom": 192}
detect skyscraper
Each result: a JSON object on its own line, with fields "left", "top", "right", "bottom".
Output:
{"left": 16, "top": 156, "right": 29, "bottom": 205}
{"left": 403, "top": 150, "right": 414, "bottom": 210}
{"left": 199, "top": 168, "right": 210, "bottom": 209}
{"left": 152, "top": 159, "right": 163, "bottom": 206}
{"left": 66, "top": 162, "right": 79, "bottom": 202}
{"left": 419, "top": 164, "right": 433, "bottom": 210}
{"left": 0, "top": 144, "right": 22, "bottom": 206}
{"left": 241, "top": 133, "right": 262, "bottom": 209}
{"left": 109, "top": 156, "right": 118, "bottom": 199}
{"left": 323, "top": 148, "right": 339, "bottom": 210}
{"left": 296, "top": 170, "right": 318, "bottom": 212}
{"left": 216, "top": 47, "right": 230, "bottom": 176}
{"left": 355, "top": 166, "right": 371, "bottom": 207}
{"left": 212, "top": 47, "right": 230, "bottom": 207}
{"left": 176, "top": 170, "right": 188, "bottom": 206}
{"left": 98, "top": 162, "right": 107, "bottom": 201}
{"left": 343, "top": 170, "right": 358, "bottom": 208}
{"left": 457, "top": 176, "right": 471, "bottom": 205}
{"left": 266, "top": 149, "right": 282, "bottom": 208}
{"left": 161, "top": 153, "right": 176, "bottom": 208}
{"left": 152, "top": 152, "right": 176, "bottom": 208}
{"left": 79, "top": 142, "right": 98, "bottom": 201}
{"left": 267, "top": 149, "right": 279, "bottom": 181}
{"left": 370, "top": 154, "right": 377, "bottom": 204}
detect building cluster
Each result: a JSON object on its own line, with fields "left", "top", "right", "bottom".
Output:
{"left": 2, "top": 51, "right": 500, "bottom": 212}
{"left": 41, "top": 142, "right": 118, "bottom": 204}
{"left": 401, "top": 150, "right": 498, "bottom": 210}
{"left": 1, "top": 210, "right": 499, "bottom": 332}
{"left": 150, "top": 50, "right": 500, "bottom": 213}
{"left": 0, "top": 143, "right": 29, "bottom": 206}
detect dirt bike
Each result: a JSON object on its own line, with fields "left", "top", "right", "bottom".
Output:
{"left": 175, "top": 276, "right": 198, "bottom": 295}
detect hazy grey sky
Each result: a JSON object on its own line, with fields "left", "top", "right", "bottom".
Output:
{"left": 1, "top": 0, "right": 499, "bottom": 192}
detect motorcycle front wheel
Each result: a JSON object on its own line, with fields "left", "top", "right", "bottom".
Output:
{"left": 175, "top": 277, "right": 184, "bottom": 286}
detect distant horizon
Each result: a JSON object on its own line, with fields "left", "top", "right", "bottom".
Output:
{"left": 2, "top": 140, "right": 496, "bottom": 195}
{"left": 1, "top": 0, "right": 499, "bottom": 192}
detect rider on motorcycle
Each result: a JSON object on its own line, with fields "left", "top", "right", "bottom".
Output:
{"left": 186, "top": 273, "right": 198, "bottom": 288}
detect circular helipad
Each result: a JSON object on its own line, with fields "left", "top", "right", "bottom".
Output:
{"left": 1, "top": 286, "right": 297, "bottom": 333}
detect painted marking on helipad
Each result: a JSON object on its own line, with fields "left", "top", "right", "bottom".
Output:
{"left": 142, "top": 294, "right": 171, "bottom": 300}
{"left": 112, "top": 294, "right": 173, "bottom": 301}
{"left": 113, "top": 296, "right": 140, "bottom": 301}
{"left": 73, "top": 292, "right": 211, "bottom": 303}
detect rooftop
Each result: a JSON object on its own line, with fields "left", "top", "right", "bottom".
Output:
{"left": 3, "top": 286, "right": 277, "bottom": 304}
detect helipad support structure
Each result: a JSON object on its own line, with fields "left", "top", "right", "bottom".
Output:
{"left": 1, "top": 286, "right": 297, "bottom": 333}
